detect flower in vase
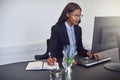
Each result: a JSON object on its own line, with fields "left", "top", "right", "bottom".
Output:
{"left": 62, "top": 45, "right": 77, "bottom": 68}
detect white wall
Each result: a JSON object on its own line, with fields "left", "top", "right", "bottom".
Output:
{"left": 0, "top": 0, "right": 67, "bottom": 65}
{"left": 68, "top": 0, "right": 120, "bottom": 49}
{"left": 0, "top": 0, "right": 67, "bottom": 47}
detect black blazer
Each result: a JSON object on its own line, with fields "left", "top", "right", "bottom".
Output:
{"left": 49, "top": 23, "right": 88, "bottom": 58}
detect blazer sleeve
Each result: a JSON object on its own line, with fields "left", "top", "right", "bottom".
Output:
{"left": 76, "top": 26, "right": 88, "bottom": 56}
{"left": 49, "top": 25, "right": 58, "bottom": 58}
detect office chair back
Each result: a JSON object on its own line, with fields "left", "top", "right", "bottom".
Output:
{"left": 35, "top": 39, "right": 50, "bottom": 60}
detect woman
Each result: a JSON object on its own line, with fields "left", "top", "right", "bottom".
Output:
{"left": 47, "top": 2, "right": 100, "bottom": 65}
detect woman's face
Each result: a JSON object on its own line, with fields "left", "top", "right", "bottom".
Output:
{"left": 66, "top": 9, "right": 82, "bottom": 26}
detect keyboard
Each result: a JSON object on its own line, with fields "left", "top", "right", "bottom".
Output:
{"left": 75, "top": 56, "right": 111, "bottom": 67}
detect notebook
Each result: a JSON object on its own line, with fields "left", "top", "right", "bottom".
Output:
{"left": 75, "top": 56, "right": 111, "bottom": 67}
{"left": 26, "top": 61, "right": 59, "bottom": 70}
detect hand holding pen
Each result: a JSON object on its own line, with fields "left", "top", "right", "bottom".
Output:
{"left": 47, "top": 52, "right": 57, "bottom": 65}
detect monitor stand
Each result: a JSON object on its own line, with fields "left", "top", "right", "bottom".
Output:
{"left": 104, "top": 34, "right": 120, "bottom": 72}
{"left": 104, "top": 63, "right": 120, "bottom": 72}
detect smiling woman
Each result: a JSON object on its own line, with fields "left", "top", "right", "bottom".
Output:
{"left": 47, "top": 2, "right": 100, "bottom": 67}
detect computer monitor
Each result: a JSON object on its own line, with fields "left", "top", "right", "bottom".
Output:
{"left": 92, "top": 16, "right": 120, "bottom": 72}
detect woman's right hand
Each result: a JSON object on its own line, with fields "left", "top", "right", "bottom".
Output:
{"left": 47, "top": 57, "right": 57, "bottom": 65}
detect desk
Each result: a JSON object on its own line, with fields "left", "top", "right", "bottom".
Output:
{"left": 0, "top": 48, "right": 120, "bottom": 80}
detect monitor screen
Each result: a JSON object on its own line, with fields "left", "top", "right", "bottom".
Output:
{"left": 91, "top": 16, "right": 120, "bottom": 53}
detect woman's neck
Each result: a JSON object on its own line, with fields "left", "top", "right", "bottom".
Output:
{"left": 66, "top": 20, "right": 73, "bottom": 27}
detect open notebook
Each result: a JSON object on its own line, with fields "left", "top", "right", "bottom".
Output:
{"left": 26, "top": 61, "right": 59, "bottom": 70}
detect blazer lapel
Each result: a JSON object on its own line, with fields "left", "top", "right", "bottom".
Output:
{"left": 62, "top": 24, "right": 69, "bottom": 45}
{"left": 74, "top": 26, "right": 78, "bottom": 45}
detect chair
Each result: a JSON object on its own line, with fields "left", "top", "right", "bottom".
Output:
{"left": 35, "top": 39, "right": 50, "bottom": 60}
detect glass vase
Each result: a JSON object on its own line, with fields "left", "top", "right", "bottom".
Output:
{"left": 65, "top": 66, "right": 72, "bottom": 80}
{"left": 62, "top": 45, "right": 77, "bottom": 80}
{"left": 50, "top": 70, "right": 62, "bottom": 80}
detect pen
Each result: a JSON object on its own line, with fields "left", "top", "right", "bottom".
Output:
{"left": 48, "top": 52, "right": 53, "bottom": 64}
{"left": 42, "top": 61, "right": 44, "bottom": 69}
{"left": 48, "top": 52, "right": 51, "bottom": 58}
{"left": 48, "top": 52, "right": 56, "bottom": 66}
